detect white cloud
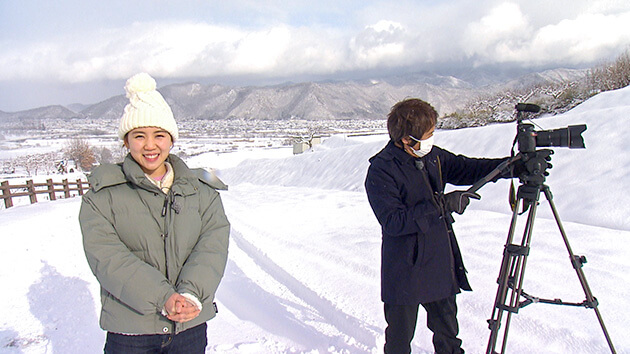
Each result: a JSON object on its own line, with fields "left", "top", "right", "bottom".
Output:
{"left": 462, "top": 3, "right": 532, "bottom": 62}
{"left": 0, "top": 21, "right": 352, "bottom": 83}
{"left": 349, "top": 20, "right": 407, "bottom": 68}
{"left": 227, "top": 26, "right": 292, "bottom": 73}
{"left": 1, "top": 1, "right": 630, "bottom": 87}
{"left": 526, "top": 12, "right": 630, "bottom": 64}
{"left": 460, "top": 2, "right": 630, "bottom": 67}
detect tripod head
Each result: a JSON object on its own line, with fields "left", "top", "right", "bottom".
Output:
{"left": 517, "top": 149, "right": 553, "bottom": 187}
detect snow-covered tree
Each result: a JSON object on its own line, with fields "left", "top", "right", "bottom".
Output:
{"left": 587, "top": 49, "right": 630, "bottom": 94}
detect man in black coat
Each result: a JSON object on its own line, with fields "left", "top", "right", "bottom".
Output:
{"left": 365, "top": 98, "right": 510, "bottom": 353}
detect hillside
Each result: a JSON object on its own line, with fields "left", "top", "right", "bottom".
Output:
{"left": 0, "top": 105, "right": 79, "bottom": 121}
{"left": 0, "top": 68, "right": 587, "bottom": 125}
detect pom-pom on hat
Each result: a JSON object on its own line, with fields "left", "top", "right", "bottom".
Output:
{"left": 118, "top": 72, "right": 179, "bottom": 141}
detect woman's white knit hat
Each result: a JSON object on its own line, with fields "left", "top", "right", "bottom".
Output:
{"left": 118, "top": 73, "right": 179, "bottom": 141}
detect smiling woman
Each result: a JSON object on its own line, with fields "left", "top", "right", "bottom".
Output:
{"left": 124, "top": 127, "right": 173, "bottom": 179}
{"left": 118, "top": 73, "right": 180, "bottom": 179}
{"left": 78, "top": 72, "right": 230, "bottom": 353}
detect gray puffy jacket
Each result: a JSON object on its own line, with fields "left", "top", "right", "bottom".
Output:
{"left": 79, "top": 154, "right": 230, "bottom": 335}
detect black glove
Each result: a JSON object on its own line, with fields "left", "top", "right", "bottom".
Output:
{"left": 444, "top": 191, "right": 481, "bottom": 214}
{"left": 495, "top": 157, "right": 527, "bottom": 180}
{"left": 510, "top": 159, "right": 528, "bottom": 177}
{"left": 506, "top": 153, "right": 553, "bottom": 179}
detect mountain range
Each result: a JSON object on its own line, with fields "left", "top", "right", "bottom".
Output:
{"left": 0, "top": 68, "right": 587, "bottom": 124}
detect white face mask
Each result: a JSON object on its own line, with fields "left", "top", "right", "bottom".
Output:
{"left": 409, "top": 135, "right": 434, "bottom": 158}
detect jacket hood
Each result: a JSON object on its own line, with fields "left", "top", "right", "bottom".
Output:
{"left": 88, "top": 154, "right": 227, "bottom": 193}
{"left": 191, "top": 168, "right": 228, "bottom": 191}
{"left": 87, "top": 163, "right": 127, "bottom": 192}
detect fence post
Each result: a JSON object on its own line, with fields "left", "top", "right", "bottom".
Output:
{"left": 26, "top": 180, "right": 38, "bottom": 204}
{"left": 1, "top": 181, "right": 13, "bottom": 208}
{"left": 47, "top": 179, "right": 57, "bottom": 200}
{"left": 63, "top": 179, "right": 71, "bottom": 198}
{"left": 77, "top": 179, "right": 84, "bottom": 195}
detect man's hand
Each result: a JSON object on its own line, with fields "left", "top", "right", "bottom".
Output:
{"left": 444, "top": 191, "right": 481, "bottom": 214}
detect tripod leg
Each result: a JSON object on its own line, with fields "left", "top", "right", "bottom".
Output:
{"left": 542, "top": 186, "right": 617, "bottom": 354}
{"left": 486, "top": 204, "right": 520, "bottom": 353}
{"left": 487, "top": 186, "right": 541, "bottom": 354}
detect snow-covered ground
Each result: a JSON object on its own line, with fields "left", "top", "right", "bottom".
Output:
{"left": 1, "top": 86, "right": 629, "bottom": 353}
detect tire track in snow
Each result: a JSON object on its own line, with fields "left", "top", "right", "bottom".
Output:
{"left": 222, "top": 227, "right": 381, "bottom": 352}
{"left": 216, "top": 257, "right": 332, "bottom": 351}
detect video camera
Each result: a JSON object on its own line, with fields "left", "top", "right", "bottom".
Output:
{"left": 515, "top": 103, "right": 586, "bottom": 153}
{"left": 513, "top": 103, "right": 587, "bottom": 187}
{"left": 467, "top": 103, "right": 587, "bottom": 193}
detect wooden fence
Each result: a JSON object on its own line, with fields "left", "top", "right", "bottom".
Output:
{"left": 0, "top": 179, "right": 90, "bottom": 209}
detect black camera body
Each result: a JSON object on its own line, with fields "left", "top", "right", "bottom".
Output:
{"left": 513, "top": 103, "right": 587, "bottom": 186}
{"left": 515, "top": 103, "right": 587, "bottom": 153}
{"left": 465, "top": 103, "right": 588, "bottom": 193}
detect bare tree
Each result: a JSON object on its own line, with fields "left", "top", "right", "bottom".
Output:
{"left": 587, "top": 49, "right": 630, "bottom": 93}
{"left": 2, "top": 159, "right": 16, "bottom": 174}
{"left": 65, "top": 138, "right": 96, "bottom": 172}
{"left": 112, "top": 144, "right": 128, "bottom": 163}
{"left": 95, "top": 146, "right": 114, "bottom": 165}
{"left": 11, "top": 152, "right": 59, "bottom": 176}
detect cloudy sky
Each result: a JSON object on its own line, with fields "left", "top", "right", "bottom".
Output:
{"left": 1, "top": 0, "right": 629, "bottom": 111}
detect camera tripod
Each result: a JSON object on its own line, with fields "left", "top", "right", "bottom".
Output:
{"left": 476, "top": 150, "right": 616, "bottom": 353}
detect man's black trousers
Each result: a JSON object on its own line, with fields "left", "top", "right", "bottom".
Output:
{"left": 384, "top": 295, "right": 464, "bottom": 354}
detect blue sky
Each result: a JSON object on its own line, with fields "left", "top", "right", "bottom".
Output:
{"left": 1, "top": 0, "right": 630, "bottom": 111}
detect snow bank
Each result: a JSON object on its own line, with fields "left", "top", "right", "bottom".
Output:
{"left": 220, "top": 86, "right": 630, "bottom": 230}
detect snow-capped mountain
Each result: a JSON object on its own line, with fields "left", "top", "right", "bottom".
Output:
{"left": 1, "top": 68, "right": 587, "bottom": 125}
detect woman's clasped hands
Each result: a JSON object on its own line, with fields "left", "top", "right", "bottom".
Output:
{"left": 164, "top": 293, "right": 201, "bottom": 323}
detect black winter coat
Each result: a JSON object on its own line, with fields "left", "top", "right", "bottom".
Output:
{"left": 365, "top": 141, "right": 505, "bottom": 305}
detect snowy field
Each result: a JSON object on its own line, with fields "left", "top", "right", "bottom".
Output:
{"left": 1, "top": 86, "right": 629, "bottom": 353}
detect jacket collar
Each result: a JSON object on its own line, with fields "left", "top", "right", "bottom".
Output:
{"left": 89, "top": 154, "right": 201, "bottom": 196}
{"left": 372, "top": 140, "right": 419, "bottom": 166}
{"left": 165, "top": 155, "right": 201, "bottom": 196}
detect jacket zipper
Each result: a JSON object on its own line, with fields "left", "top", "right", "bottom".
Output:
{"left": 161, "top": 193, "right": 171, "bottom": 282}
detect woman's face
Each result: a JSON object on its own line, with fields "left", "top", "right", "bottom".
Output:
{"left": 124, "top": 127, "right": 173, "bottom": 178}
